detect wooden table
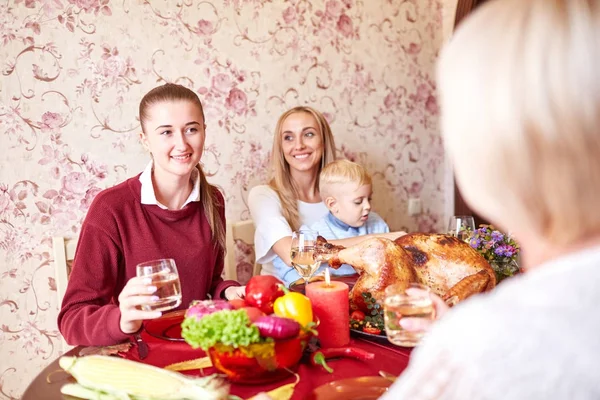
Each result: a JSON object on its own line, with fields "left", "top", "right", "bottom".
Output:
{"left": 22, "top": 346, "right": 81, "bottom": 400}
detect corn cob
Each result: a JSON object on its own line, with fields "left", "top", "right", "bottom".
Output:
{"left": 164, "top": 356, "right": 212, "bottom": 372}
{"left": 59, "top": 355, "right": 229, "bottom": 400}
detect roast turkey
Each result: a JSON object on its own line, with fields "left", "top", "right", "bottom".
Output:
{"left": 316, "top": 233, "right": 495, "bottom": 312}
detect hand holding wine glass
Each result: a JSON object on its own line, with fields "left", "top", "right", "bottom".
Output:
{"left": 118, "top": 276, "right": 163, "bottom": 334}
{"left": 290, "top": 229, "right": 321, "bottom": 285}
{"left": 136, "top": 258, "right": 182, "bottom": 312}
{"left": 119, "top": 258, "right": 182, "bottom": 334}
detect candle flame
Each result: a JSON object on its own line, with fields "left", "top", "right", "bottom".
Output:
{"left": 325, "top": 267, "right": 331, "bottom": 286}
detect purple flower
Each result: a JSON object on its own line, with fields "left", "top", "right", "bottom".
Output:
{"left": 463, "top": 225, "right": 520, "bottom": 263}
{"left": 494, "top": 246, "right": 506, "bottom": 257}
{"left": 491, "top": 230, "right": 504, "bottom": 242}
{"left": 503, "top": 245, "right": 515, "bottom": 257}
{"left": 494, "top": 244, "right": 515, "bottom": 258}
{"left": 470, "top": 237, "right": 482, "bottom": 248}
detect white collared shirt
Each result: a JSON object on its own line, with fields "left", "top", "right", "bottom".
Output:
{"left": 139, "top": 161, "right": 200, "bottom": 209}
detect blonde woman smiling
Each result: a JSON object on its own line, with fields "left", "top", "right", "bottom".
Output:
{"left": 248, "top": 106, "right": 404, "bottom": 277}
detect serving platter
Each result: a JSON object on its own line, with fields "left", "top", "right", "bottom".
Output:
{"left": 288, "top": 274, "right": 358, "bottom": 293}
{"left": 350, "top": 327, "right": 390, "bottom": 344}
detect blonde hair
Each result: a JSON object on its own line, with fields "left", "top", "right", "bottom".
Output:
{"left": 139, "top": 83, "right": 225, "bottom": 252}
{"left": 319, "top": 159, "right": 372, "bottom": 199}
{"left": 438, "top": 0, "right": 600, "bottom": 246}
{"left": 269, "top": 106, "right": 337, "bottom": 231}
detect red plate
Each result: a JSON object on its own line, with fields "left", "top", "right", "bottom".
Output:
{"left": 309, "top": 376, "right": 392, "bottom": 400}
{"left": 143, "top": 310, "right": 186, "bottom": 341}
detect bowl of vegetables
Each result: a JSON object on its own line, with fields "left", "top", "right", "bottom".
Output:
{"left": 181, "top": 277, "right": 317, "bottom": 384}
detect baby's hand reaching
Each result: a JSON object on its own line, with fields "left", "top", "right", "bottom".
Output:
{"left": 224, "top": 285, "right": 246, "bottom": 300}
{"left": 381, "top": 231, "right": 407, "bottom": 241}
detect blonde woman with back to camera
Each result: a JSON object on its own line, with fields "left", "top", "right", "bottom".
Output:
{"left": 248, "top": 107, "right": 404, "bottom": 278}
{"left": 382, "top": 0, "right": 600, "bottom": 399}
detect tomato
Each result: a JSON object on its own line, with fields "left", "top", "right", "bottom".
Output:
{"left": 241, "top": 306, "right": 265, "bottom": 323}
{"left": 350, "top": 310, "right": 366, "bottom": 321}
{"left": 228, "top": 299, "right": 247, "bottom": 309}
{"left": 363, "top": 326, "right": 382, "bottom": 335}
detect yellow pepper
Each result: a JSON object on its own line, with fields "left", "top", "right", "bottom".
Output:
{"left": 273, "top": 291, "right": 313, "bottom": 327}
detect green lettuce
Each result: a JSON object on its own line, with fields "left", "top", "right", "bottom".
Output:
{"left": 181, "top": 309, "right": 261, "bottom": 350}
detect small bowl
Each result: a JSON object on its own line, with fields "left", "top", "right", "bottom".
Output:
{"left": 208, "top": 327, "right": 316, "bottom": 384}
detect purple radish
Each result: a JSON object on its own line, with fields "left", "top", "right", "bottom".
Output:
{"left": 253, "top": 316, "right": 301, "bottom": 340}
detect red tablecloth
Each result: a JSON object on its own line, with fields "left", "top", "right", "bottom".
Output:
{"left": 123, "top": 328, "right": 412, "bottom": 399}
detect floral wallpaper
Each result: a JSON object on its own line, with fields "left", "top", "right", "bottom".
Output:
{"left": 0, "top": 0, "right": 455, "bottom": 397}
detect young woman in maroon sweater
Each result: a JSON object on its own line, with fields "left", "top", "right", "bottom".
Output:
{"left": 57, "top": 84, "right": 244, "bottom": 346}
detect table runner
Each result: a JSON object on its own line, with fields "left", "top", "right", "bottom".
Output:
{"left": 122, "top": 326, "right": 412, "bottom": 399}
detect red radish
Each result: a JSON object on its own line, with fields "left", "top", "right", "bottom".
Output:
{"left": 185, "top": 300, "right": 233, "bottom": 320}
{"left": 253, "top": 316, "right": 301, "bottom": 340}
{"left": 242, "top": 307, "right": 265, "bottom": 323}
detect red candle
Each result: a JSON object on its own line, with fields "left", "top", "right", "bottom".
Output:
{"left": 305, "top": 268, "right": 350, "bottom": 348}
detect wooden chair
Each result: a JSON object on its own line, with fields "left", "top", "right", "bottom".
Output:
{"left": 52, "top": 236, "right": 78, "bottom": 352}
{"left": 225, "top": 220, "right": 261, "bottom": 282}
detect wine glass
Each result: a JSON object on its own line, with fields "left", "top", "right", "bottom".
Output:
{"left": 290, "top": 229, "right": 321, "bottom": 285}
{"left": 384, "top": 283, "right": 435, "bottom": 347}
{"left": 136, "top": 258, "right": 182, "bottom": 312}
{"left": 448, "top": 215, "right": 476, "bottom": 241}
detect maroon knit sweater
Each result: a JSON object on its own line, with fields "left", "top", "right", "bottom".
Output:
{"left": 57, "top": 176, "right": 238, "bottom": 346}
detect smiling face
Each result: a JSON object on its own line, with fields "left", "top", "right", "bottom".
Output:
{"left": 280, "top": 111, "right": 324, "bottom": 178}
{"left": 140, "top": 100, "right": 205, "bottom": 183}
{"left": 328, "top": 182, "right": 373, "bottom": 228}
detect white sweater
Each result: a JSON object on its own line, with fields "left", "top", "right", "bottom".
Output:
{"left": 383, "top": 246, "right": 600, "bottom": 400}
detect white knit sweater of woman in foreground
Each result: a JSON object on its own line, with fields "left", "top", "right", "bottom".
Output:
{"left": 383, "top": 0, "right": 600, "bottom": 398}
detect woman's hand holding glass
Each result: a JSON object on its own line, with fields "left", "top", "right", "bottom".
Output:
{"left": 117, "top": 276, "right": 163, "bottom": 334}
{"left": 290, "top": 229, "right": 320, "bottom": 284}
{"left": 398, "top": 289, "right": 449, "bottom": 333}
{"left": 118, "top": 258, "right": 182, "bottom": 334}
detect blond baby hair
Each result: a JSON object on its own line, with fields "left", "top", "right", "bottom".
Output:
{"left": 319, "top": 160, "right": 372, "bottom": 199}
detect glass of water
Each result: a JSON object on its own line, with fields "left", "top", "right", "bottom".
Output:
{"left": 384, "top": 283, "right": 435, "bottom": 347}
{"left": 136, "top": 258, "right": 182, "bottom": 312}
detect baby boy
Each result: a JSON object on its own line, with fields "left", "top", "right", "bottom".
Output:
{"left": 273, "top": 159, "right": 390, "bottom": 286}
